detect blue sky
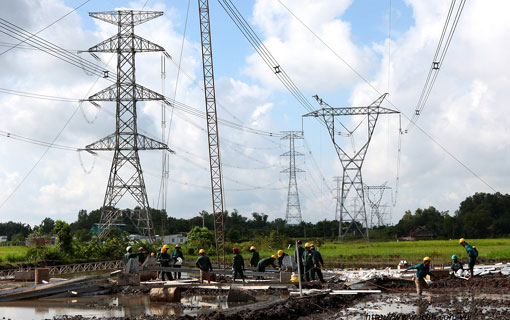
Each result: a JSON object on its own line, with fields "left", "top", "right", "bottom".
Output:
{"left": 0, "top": 0, "right": 506, "bottom": 227}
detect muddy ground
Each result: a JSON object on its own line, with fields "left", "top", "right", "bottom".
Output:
{"left": 47, "top": 274, "right": 510, "bottom": 320}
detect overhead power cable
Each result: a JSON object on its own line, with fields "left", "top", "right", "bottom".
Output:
{"left": 406, "top": 0, "right": 466, "bottom": 131}
{"left": 0, "top": 0, "right": 91, "bottom": 56}
{"left": 277, "top": 0, "right": 495, "bottom": 194}
{"left": 0, "top": 18, "right": 112, "bottom": 80}
{"left": 217, "top": 0, "right": 323, "bottom": 125}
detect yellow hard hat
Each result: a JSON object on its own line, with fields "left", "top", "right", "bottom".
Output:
{"left": 271, "top": 255, "right": 277, "bottom": 259}
{"left": 151, "top": 252, "right": 155, "bottom": 257}
{"left": 304, "top": 242, "right": 311, "bottom": 248}
{"left": 250, "top": 246, "right": 256, "bottom": 251}
{"left": 459, "top": 238, "right": 466, "bottom": 244}
{"left": 199, "top": 249, "right": 205, "bottom": 254}
{"left": 423, "top": 256, "right": 431, "bottom": 262}
{"left": 278, "top": 250, "right": 283, "bottom": 257}
{"left": 162, "top": 244, "right": 169, "bottom": 250}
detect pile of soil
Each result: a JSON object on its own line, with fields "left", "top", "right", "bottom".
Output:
{"left": 428, "top": 274, "right": 510, "bottom": 293}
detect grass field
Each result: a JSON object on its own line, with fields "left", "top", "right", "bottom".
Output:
{"left": 0, "top": 246, "right": 29, "bottom": 264}
{"left": 251, "top": 239, "right": 510, "bottom": 267}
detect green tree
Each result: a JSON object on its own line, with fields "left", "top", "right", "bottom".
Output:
{"left": 53, "top": 220, "right": 73, "bottom": 254}
{"left": 187, "top": 226, "right": 215, "bottom": 254}
{"left": 39, "top": 217, "right": 55, "bottom": 235}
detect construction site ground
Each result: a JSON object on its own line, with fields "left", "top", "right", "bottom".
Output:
{"left": 0, "top": 264, "right": 509, "bottom": 320}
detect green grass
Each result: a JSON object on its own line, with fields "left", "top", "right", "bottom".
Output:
{"left": 0, "top": 246, "right": 29, "bottom": 264}
{"left": 249, "top": 239, "right": 510, "bottom": 267}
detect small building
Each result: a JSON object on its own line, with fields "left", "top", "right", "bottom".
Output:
{"left": 401, "top": 226, "right": 434, "bottom": 241}
{"left": 26, "top": 235, "right": 56, "bottom": 247}
{"left": 159, "top": 233, "right": 187, "bottom": 245}
{"left": 0, "top": 236, "right": 7, "bottom": 242}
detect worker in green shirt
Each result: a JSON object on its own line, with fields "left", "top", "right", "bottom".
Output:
{"left": 450, "top": 254, "right": 464, "bottom": 274}
{"left": 232, "top": 247, "right": 245, "bottom": 283}
{"left": 257, "top": 255, "right": 277, "bottom": 273}
{"left": 196, "top": 249, "right": 213, "bottom": 284}
{"left": 407, "top": 256, "right": 438, "bottom": 297}
{"left": 303, "top": 242, "right": 317, "bottom": 282}
{"left": 124, "top": 246, "right": 142, "bottom": 264}
{"left": 249, "top": 246, "right": 259, "bottom": 268}
{"left": 171, "top": 244, "right": 184, "bottom": 279}
{"left": 157, "top": 245, "right": 173, "bottom": 281}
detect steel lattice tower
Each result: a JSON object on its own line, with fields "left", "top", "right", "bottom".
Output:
{"left": 364, "top": 183, "right": 391, "bottom": 227}
{"left": 198, "top": 0, "right": 226, "bottom": 267}
{"left": 304, "top": 94, "right": 398, "bottom": 241}
{"left": 281, "top": 131, "right": 304, "bottom": 224}
{"left": 333, "top": 176, "right": 341, "bottom": 222}
{"left": 84, "top": 11, "right": 169, "bottom": 241}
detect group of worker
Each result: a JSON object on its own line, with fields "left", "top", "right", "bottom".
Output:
{"left": 293, "top": 240, "right": 325, "bottom": 283}
{"left": 156, "top": 244, "right": 184, "bottom": 281}
{"left": 407, "top": 238, "right": 478, "bottom": 297}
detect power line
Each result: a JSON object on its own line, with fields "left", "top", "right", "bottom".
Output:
{"left": 0, "top": 0, "right": 92, "bottom": 56}
{"left": 277, "top": 0, "right": 495, "bottom": 194}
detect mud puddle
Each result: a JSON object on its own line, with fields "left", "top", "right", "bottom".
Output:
{"left": 333, "top": 292, "right": 510, "bottom": 320}
{"left": 0, "top": 293, "right": 268, "bottom": 319}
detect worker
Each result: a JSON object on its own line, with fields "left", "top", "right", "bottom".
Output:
{"left": 310, "top": 244, "right": 325, "bottom": 283}
{"left": 196, "top": 249, "right": 213, "bottom": 284}
{"left": 450, "top": 255, "right": 463, "bottom": 274}
{"left": 124, "top": 246, "right": 142, "bottom": 264}
{"left": 249, "top": 246, "right": 260, "bottom": 268}
{"left": 277, "top": 250, "right": 288, "bottom": 270}
{"left": 157, "top": 245, "right": 174, "bottom": 281}
{"left": 232, "top": 247, "right": 246, "bottom": 284}
{"left": 137, "top": 247, "right": 147, "bottom": 265}
{"left": 459, "top": 238, "right": 478, "bottom": 279}
{"left": 303, "top": 243, "right": 318, "bottom": 282}
{"left": 407, "top": 257, "right": 438, "bottom": 297}
{"left": 171, "top": 244, "right": 184, "bottom": 279}
{"left": 257, "top": 255, "right": 277, "bottom": 278}
{"left": 294, "top": 240, "right": 305, "bottom": 280}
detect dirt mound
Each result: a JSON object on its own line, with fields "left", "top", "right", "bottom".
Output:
{"left": 429, "top": 274, "right": 510, "bottom": 292}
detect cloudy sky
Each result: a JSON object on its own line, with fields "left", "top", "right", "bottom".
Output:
{"left": 0, "top": 0, "right": 507, "bottom": 227}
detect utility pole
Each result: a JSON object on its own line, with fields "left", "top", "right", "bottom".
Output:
{"left": 198, "top": 0, "right": 226, "bottom": 267}
{"left": 304, "top": 94, "right": 398, "bottom": 242}
{"left": 281, "top": 131, "right": 304, "bottom": 225}
{"left": 84, "top": 10, "right": 170, "bottom": 241}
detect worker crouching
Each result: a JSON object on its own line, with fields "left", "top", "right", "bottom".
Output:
{"left": 407, "top": 257, "right": 438, "bottom": 297}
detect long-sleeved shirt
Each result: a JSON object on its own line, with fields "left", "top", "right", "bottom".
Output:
{"left": 451, "top": 260, "right": 463, "bottom": 272}
{"left": 196, "top": 255, "right": 213, "bottom": 271}
{"left": 277, "top": 253, "right": 288, "bottom": 268}
{"left": 250, "top": 251, "right": 260, "bottom": 267}
{"left": 233, "top": 253, "right": 245, "bottom": 270}
{"left": 408, "top": 263, "right": 435, "bottom": 279}
{"left": 303, "top": 250, "right": 318, "bottom": 270}
{"left": 258, "top": 257, "right": 276, "bottom": 269}
{"left": 294, "top": 246, "right": 305, "bottom": 266}
{"left": 171, "top": 249, "right": 184, "bottom": 262}
{"left": 312, "top": 249, "right": 324, "bottom": 267}
{"left": 157, "top": 251, "right": 172, "bottom": 267}
{"left": 124, "top": 252, "right": 141, "bottom": 264}
{"left": 464, "top": 244, "right": 478, "bottom": 258}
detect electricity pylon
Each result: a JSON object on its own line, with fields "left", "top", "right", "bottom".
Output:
{"left": 84, "top": 10, "right": 170, "bottom": 241}
{"left": 281, "top": 131, "right": 304, "bottom": 224}
{"left": 198, "top": 0, "right": 226, "bottom": 267}
{"left": 304, "top": 94, "right": 398, "bottom": 241}
{"left": 364, "top": 183, "right": 392, "bottom": 228}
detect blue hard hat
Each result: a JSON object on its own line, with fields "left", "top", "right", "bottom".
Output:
{"left": 451, "top": 254, "right": 457, "bottom": 260}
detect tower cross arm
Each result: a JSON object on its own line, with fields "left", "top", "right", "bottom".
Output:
{"left": 89, "top": 11, "right": 163, "bottom": 26}
{"left": 88, "top": 34, "right": 165, "bottom": 53}
{"left": 86, "top": 83, "right": 166, "bottom": 102}
{"left": 84, "top": 133, "right": 172, "bottom": 151}
{"left": 304, "top": 93, "right": 398, "bottom": 117}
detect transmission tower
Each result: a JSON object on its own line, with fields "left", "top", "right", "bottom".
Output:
{"left": 281, "top": 131, "right": 304, "bottom": 224}
{"left": 364, "top": 183, "right": 392, "bottom": 228}
{"left": 333, "top": 176, "right": 341, "bottom": 221}
{"left": 304, "top": 94, "right": 398, "bottom": 241}
{"left": 198, "top": 0, "right": 226, "bottom": 267}
{"left": 84, "top": 10, "right": 169, "bottom": 241}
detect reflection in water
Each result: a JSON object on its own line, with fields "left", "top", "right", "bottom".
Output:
{"left": 0, "top": 294, "right": 240, "bottom": 320}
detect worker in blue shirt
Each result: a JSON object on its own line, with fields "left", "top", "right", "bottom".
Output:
{"left": 407, "top": 256, "right": 438, "bottom": 297}
{"left": 459, "top": 238, "right": 478, "bottom": 279}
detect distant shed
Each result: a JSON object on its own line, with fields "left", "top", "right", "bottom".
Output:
{"left": 400, "top": 226, "right": 434, "bottom": 241}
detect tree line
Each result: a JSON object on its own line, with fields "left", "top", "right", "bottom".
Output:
{"left": 0, "top": 192, "right": 509, "bottom": 242}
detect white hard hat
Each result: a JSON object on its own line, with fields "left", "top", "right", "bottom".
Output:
{"left": 126, "top": 246, "right": 132, "bottom": 252}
